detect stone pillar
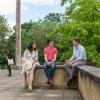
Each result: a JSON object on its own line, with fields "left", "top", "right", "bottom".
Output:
{"left": 16, "top": 0, "right": 21, "bottom": 69}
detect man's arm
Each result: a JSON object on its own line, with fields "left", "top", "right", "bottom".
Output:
{"left": 69, "top": 56, "right": 75, "bottom": 61}
{"left": 44, "top": 54, "right": 48, "bottom": 62}
{"left": 52, "top": 53, "right": 57, "bottom": 62}
{"left": 69, "top": 59, "right": 78, "bottom": 64}
{"left": 52, "top": 48, "right": 57, "bottom": 62}
{"left": 44, "top": 48, "right": 48, "bottom": 62}
{"left": 69, "top": 47, "right": 86, "bottom": 64}
{"left": 76, "top": 47, "right": 86, "bottom": 61}
{"left": 65, "top": 56, "right": 75, "bottom": 63}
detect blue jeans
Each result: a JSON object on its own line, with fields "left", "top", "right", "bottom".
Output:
{"left": 44, "top": 62, "right": 56, "bottom": 80}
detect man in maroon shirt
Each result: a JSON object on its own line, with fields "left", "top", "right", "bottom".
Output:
{"left": 44, "top": 39, "right": 57, "bottom": 85}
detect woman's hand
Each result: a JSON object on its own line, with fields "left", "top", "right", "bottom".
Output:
{"left": 20, "top": 59, "right": 25, "bottom": 64}
{"left": 32, "top": 60, "right": 37, "bottom": 64}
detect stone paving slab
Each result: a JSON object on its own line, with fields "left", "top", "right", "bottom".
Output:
{"left": 0, "top": 70, "right": 81, "bottom": 100}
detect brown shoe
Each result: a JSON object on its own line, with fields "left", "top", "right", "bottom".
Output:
{"left": 67, "top": 79, "right": 73, "bottom": 86}
{"left": 47, "top": 80, "right": 50, "bottom": 84}
{"left": 49, "top": 80, "right": 53, "bottom": 85}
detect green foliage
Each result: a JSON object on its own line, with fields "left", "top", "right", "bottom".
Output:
{"left": 1, "top": 0, "right": 100, "bottom": 67}
{"left": 21, "top": 13, "right": 61, "bottom": 64}
{"left": 44, "top": 13, "right": 62, "bottom": 24}
{"left": 0, "top": 15, "right": 11, "bottom": 68}
{"left": 54, "top": 0, "right": 100, "bottom": 66}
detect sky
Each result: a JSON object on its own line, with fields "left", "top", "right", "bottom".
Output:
{"left": 0, "top": 0, "right": 66, "bottom": 27}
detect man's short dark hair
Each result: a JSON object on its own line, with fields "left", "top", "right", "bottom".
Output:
{"left": 73, "top": 38, "right": 80, "bottom": 44}
{"left": 47, "top": 39, "right": 53, "bottom": 44}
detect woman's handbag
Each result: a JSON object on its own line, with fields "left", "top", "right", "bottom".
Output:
{"left": 21, "top": 59, "right": 33, "bottom": 74}
{"left": 8, "top": 59, "right": 14, "bottom": 65}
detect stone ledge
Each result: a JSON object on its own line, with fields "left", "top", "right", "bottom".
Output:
{"left": 24, "top": 64, "right": 78, "bottom": 89}
{"left": 78, "top": 65, "right": 100, "bottom": 84}
{"left": 36, "top": 65, "right": 64, "bottom": 69}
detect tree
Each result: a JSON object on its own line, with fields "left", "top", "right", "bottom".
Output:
{"left": 44, "top": 13, "right": 62, "bottom": 24}
{"left": 21, "top": 15, "right": 60, "bottom": 63}
{"left": 0, "top": 15, "right": 10, "bottom": 67}
{"left": 53, "top": 0, "right": 100, "bottom": 66}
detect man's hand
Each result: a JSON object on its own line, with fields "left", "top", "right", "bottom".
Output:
{"left": 65, "top": 60, "right": 74, "bottom": 66}
{"left": 69, "top": 61, "right": 74, "bottom": 66}
{"left": 52, "top": 59, "right": 55, "bottom": 62}
{"left": 69, "top": 60, "right": 78, "bottom": 66}
{"left": 65, "top": 56, "right": 75, "bottom": 64}
{"left": 46, "top": 62, "right": 52, "bottom": 68}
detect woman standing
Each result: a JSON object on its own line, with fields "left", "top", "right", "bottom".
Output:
{"left": 6, "top": 50, "right": 14, "bottom": 77}
{"left": 21, "top": 42, "right": 39, "bottom": 91}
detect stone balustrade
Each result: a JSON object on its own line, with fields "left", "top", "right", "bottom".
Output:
{"left": 78, "top": 66, "right": 100, "bottom": 100}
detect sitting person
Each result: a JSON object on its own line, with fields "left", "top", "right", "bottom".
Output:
{"left": 64, "top": 38, "right": 87, "bottom": 85}
{"left": 21, "top": 42, "right": 39, "bottom": 91}
{"left": 43, "top": 39, "right": 57, "bottom": 85}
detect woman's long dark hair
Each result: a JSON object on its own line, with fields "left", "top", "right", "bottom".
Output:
{"left": 27, "top": 42, "right": 37, "bottom": 52}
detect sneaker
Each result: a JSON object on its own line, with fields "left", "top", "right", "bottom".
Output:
{"left": 49, "top": 80, "right": 53, "bottom": 85}
{"left": 47, "top": 80, "right": 50, "bottom": 84}
{"left": 67, "top": 79, "right": 73, "bottom": 86}
{"left": 28, "top": 85, "right": 32, "bottom": 92}
{"left": 8, "top": 74, "right": 12, "bottom": 77}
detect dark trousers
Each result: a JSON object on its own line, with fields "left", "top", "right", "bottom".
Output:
{"left": 44, "top": 62, "right": 56, "bottom": 80}
{"left": 7, "top": 65, "right": 12, "bottom": 75}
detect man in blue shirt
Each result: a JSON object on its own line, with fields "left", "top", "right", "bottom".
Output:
{"left": 64, "top": 38, "right": 86, "bottom": 85}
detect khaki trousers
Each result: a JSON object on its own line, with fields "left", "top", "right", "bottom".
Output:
{"left": 64, "top": 61, "right": 86, "bottom": 80}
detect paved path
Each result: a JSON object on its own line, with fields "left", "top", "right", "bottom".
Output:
{"left": 0, "top": 70, "right": 81, "bottom": 100}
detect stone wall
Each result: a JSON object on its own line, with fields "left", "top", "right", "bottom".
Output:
{"left": 24, "top": 64, "right": 100, "bottom": 99}
{"left": 78, "top": 66, "right": 100, "bottom": 100}
{"left": 24, "top": 65, "right": 70, "bottom": 88}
